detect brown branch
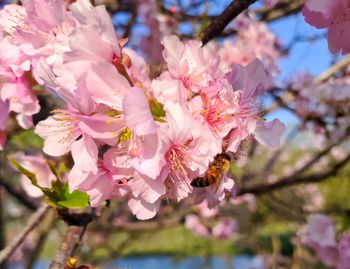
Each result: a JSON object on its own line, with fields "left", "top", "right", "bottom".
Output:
{"left": 261, "top": 127, "right": 298, "bottom": 177}
{"left": 314, "top": 55, "right": 350, "bottom": 84}
{"left": 0, "top": 179, "right": 38, "bottom": 211}
{"left": 49, "top": 210, "right": 95, "bottom": 269}
{"left": 122, "top": 4, "right": 137, "bottom": 38}
{"left": 48, "top": 225, "right": 87, "bottom": 269}
{"left": 200, "top": 0, "right": 258, "bottom": 45}
{"left": 101, "top": 215, "right": 182, "bottom": 232}
{"left": 25, "top": 210, "right": 56, "bottom": 269}
{"left": 0, "top": 204, "right": 50, "bottom": 264}
{"left": 265, "top": 52, "right": 350, "bottom": 117}
{"left": 293, "top": 129, "right": 350, "bottom": 177}
{"left": 256, "top": 0, "right": 304, "bottom": 22}
{"left": 238, "top": 153, "right": 350, "bottom": 196}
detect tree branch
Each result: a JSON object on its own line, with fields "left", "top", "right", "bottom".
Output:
{"left": 256, "top": 0, "right": 304, "bottom": 22}
{"left": 0, "top": 204, "right": 50, "bottom": 264}
{"left": 314, "top": 55, "right": 350, "bottom": 83}
{"left": 0, "top": 179, "right": 38, "bottom": 211}
{"left": 25, "top": 210, "right": 56, "bottom": 269}
{"left": 200, "top": 0, "right": 258, "bottom": 45}
{"left": 48, "top": 225, "right": 88, "bottom": 269}
{"left": 238, "top": 153, "right": 350, "bottom": 196}
{"left": 49, "top": 210, "right": 95, "bottom": 269}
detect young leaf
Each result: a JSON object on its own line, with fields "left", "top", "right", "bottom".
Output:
{"left": 8, "top": 157, "right": 39, "bottom": 187}
{"left": 58, "top": 187, "right": 90, "bottom": 209}
{"left": 8, "top": 157, "right": 90, "bottom": 209}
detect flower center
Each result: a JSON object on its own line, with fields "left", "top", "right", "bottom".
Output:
{"left": 51, "top": 109, "right": 80, "bottom": 144}
{"left": 165, "top": 144, "right": 189, "bottom": 182}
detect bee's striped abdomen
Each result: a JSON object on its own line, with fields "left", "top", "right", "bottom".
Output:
{"left": 190, "top": 177, "right": 210, "bottom": 188}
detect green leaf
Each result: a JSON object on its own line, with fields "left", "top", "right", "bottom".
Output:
{"left": 149, "top": 98, "right": 166, "bottom": 121}
{"left": 8, "top": 157, "right": 90, "bottom": 209}
{"left": 8, "top": 157, "right": 39, "bottom": 187}
{"left": 58, "top": 188, "right": 90, "bottom": 209}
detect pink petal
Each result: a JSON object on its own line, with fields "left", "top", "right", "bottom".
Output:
{"left": 123, "top": 87, "right": 157, "bottom": 136}
{"left": 71, "top": 135, "right": 98, "bottom": 175}
{"left": 128, "top": 197, "right": 160, "bottom": 220}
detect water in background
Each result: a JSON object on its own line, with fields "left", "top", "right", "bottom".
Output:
{"left": 10, "top": 255, "right": 265, "bottom": 269}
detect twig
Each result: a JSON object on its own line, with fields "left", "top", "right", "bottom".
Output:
{"left": 122, "top": 3, "right": 137, "bottom": 38}
{"left": 256, "top": 0, "right": 304, "bottom": 22}
{"left": 314, "top": 55, "right": 350, "bottom": 83}
{"left": 25, "top": 209, "right": 56, "bottom": 269}
{"left": 0, "top": 204, "right": 50, "bottom": 264}
{"left": 238, "top": 153, "right": 350, "bottom": 196}
{"left": 49, "top": 209, "right": 95, "bottom": 269}
{"left": 293, "top": 129, "right": 350, "bottom": 177}
{"left": 48, "top": 225, "right": 88, "bottom": 269}
{"left": 261, "top": 127, "right": 298, "bottom": 177}
{"left": 200, "top": 0, "right": 258, "bottom": 45}
{"left": 0, "top": 179, "right": 38, "bottom": 211}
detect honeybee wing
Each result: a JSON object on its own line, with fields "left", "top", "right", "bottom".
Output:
{"left": 211, "top": 167, "right": 225, "bottom": 192}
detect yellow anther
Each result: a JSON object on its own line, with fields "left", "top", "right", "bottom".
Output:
{"left": 118, "top": 127, "right": 132, "bottom": 142}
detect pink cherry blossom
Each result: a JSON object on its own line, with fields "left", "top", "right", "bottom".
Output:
{"left": 161, "top": 101, "right": 220, "bottom": 201}
{"left": 161, "top": 35, "right": 221, "bottom": 93}
{"left": 196, "top": 200, "right": 219, "bottom": 218}
{"left": 35, "top": 108, "right": 123, "bottom": 157}
{"left": 219, "top": 15, "right": 281, "bottom": 76}
{"left": 185, "top": 214, "right": 210, "bottom": 237}
{"left": 298, "top": 214, "right": 350, "bottom": 269}
{"left": 302, "top": 0, "right": 350, "bottom": 54}
{"left": 300, "top": 214, "right": 336, "bottom": 248}
{"left": 69, "top": 148, "right": 129, "bottom": 207}
{"left": 212, "top": 218, "right": 237, "bottom": 239}
{"left": 338, "top": 234, "right": 350, "bottom": 269}
{"left": 0, "top": 0, "right": 287, "bottom": 221}
{"left": 254, "top": 119, "right": 285, "bottom": 148}
{"left": 225, "top": 59, "right": 277, "bottom": 152}
{"left": 123, "top": 87, "right": 157, "bottom": 136}
{"left": 103, "top": 147, "right": 165, "bottom": 220}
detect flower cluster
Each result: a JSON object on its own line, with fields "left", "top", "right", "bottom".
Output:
{"left": 137, "top": 0, "right": 177, "bottom": 66}
{"left": 1, "top": 0, "right": 284, "bottom": 219}
{"left": 184, "top": 200, "right": 237, "bottom": 239}
{"left": 302, "top": 0, "right": 350, "bottom": 55}
{"left": 299, "top": 214, "right": 350, "bottom": 269}
{"left": 185, "top": 214, "right": 237, "bottom": 239}
{"left": 291, "top": 73, "right": 350, "bottom": 139}
{"left": 217, "top": 15, "right": 282, "bottom": 77}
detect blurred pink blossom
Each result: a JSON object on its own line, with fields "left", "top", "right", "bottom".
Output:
{"left": 302, "top": 0, "right": 350, "bottom": 54}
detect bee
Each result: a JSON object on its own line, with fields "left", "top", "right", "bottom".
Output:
{"left": 190, "top": 153, "right": 231, "bottom": 189}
